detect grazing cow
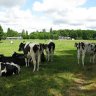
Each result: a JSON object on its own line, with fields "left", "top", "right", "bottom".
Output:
{"left": 44, "top": 41, "right": 55, "bottom": 62}
{"left": 12, "top": 52, "right": 26, "bottom": 66}
{"left": 18, "top": 42, "right": 44, "bottom": 72}
{"left": 0, "top": 62, "right": 20, "bottom": 76}
{"left": 75, "top": 42, "right": 96, "bottom": 66}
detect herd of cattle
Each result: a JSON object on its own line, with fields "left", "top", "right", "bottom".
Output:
{"left": 0, "top": 40, "right": 55, "bottom": 77}
{"left": 75, "top": 42, "right": 96, "bottom": 66}
{"left": 0, "top": 40, "right": 96, "bottom": 77}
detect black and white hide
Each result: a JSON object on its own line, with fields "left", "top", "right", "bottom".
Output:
{"left": 0, "top": 53, "right": 25, "bottom": 66}
{"left": 12, "top": 52, "right": 26, "bottom": 66}
{"left": 0, "top": 62, "right": 20, "bottom": 76}
{"left": 75, "top": 42, "right": 96, "bottom": 66}
{"left": 18, "top": 42, "right": 44, "bottom": 72}
{"left": 18, "top": 42, "right": 31, "bottom": 67}
{"left": 44, "top": 41, "right": 55, "bottom": 62}
{"left": 41, "top": 52, "right": 46, "bottom": 62}
{"left": 0, "top": 55, "right": 13, "bottom": 63}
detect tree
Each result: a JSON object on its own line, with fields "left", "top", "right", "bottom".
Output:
{"left": 25, "top": 30, "right": 29, "bottom": 39}
{"left": 0, "top": 25, "right": 4, "bottom": 40}
{"left": 42, "top": 29, "right": 46, "bottom": 32}
{"left": 7, "top": 28, "right": 19, "bottom": 37}
{"left": 21, "top": 29, "right": 26, "bottom": 39}
{"left": 50, "top": 27, "right": 53, "bottom": 39}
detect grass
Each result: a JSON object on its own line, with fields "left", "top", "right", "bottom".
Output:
{"left": 0, "top": 39, "right": 96, "bottom": 96}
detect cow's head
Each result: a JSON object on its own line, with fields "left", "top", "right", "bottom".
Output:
{"left": 80, "top": 42, "right": 85, "bottom": 50}
{"left": 74, "top": 43, "right": 78, "bottom": 47}
{"left": 40, "top": 43, "right": 49, "bottom": 53}
{"left": 18, "top": 42, "right": 25, "bottom": 51}
{"left": 12, "top": 52, "right": 17, "bottom": 58}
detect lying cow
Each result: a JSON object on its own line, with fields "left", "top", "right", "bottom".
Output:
{"left": 75, "top": 42, "right": 96, "bottom": 66}
{"left": 18, "top": 42, "right": 44, "bottom": 72}
{"left": 12, "top": 52, "right": 26, "bottom": 66}
{"left": 0, "top": 53, "right": 25, "bottom": 66}
{"left": 0, "top": 55, "right": 13, "bottom": 63}
{"left": 0, "top": 62, "right": 20, "bottom": 76}
{"left": 44, "top": 41, "right": 55, "bottom": 62}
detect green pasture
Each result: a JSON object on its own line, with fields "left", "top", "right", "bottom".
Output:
{"left": 0, "top": 39, "right": 96, "bottom": 96}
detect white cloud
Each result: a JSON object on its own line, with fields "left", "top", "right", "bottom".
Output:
{"left": 0, "top": 0, "right": 96, "bottom": 33}
{"left": 33, "top": 0, "right": 87, "bottom": 12}
{"left": 0, "top": 0, "right": 26, "bottom": 8}
{"left": 0, "top": 6, "right": 52, "bottom": 32}
{"left": 33, "top": 0, "right": 96, "bottom": 30}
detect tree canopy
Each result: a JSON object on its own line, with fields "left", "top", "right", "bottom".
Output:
{"left": 0, "top": 24, "right": 96, "bottom": 40}
{"left": 0, "top": 25, "right": 4, "bottom": 40}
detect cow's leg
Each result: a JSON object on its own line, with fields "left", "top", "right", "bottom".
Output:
{"left": 46, "top": 52, "right": 49, "bottom": 62}
{"left": 92, "top": 55, "right": 95, "bottom": 63}
{"left": 32, "top": 54, "right": 36, "bottom": 72}
{"left": 77, "top": 50, "right": 80, "bottom": 64}
{"left": 50, "top": 53, "right": 52, "bottom": 61}
{"left": 45, "top": 48, "right": 49, "bottom": 62}
{"left": 46, "top": 53, "right": 48, "bottom": 61}
{"left": 37, "top": 53, "right": 41, "bottom": 71}
{"left": 90, "top": 55, "right": 92, "bottom": 63}
{"left": 47, "top": 51, "right": 50, "bottom": 62}
{"left": 53, "top": 51, "right": 54, "bottom": 60}
{"left": 27, "top": 58, "right": 30, "bottom": 67}
{"left": 82, "top": 51, "right": 85, "bottom": 67}
{"left": 51, "top": 50, "right": 54, "bottom": 61}
{"left": 25, "top": 58, "right": 28, "bottom": 67}
{"left": 50, "top": 49, "right": 52, "bottom": 62}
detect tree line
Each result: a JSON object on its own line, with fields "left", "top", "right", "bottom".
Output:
{"left": 0, "top": 25, "right": 96, "bottom": 40}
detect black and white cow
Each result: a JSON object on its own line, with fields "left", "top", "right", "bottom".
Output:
{"left": 18, "top": 42, "right": 31, "bottom": 67}
{"left": 0, "top": 53, "right": 25, "bottom": 66}
{"left": 12, "top": 52, "right": 26, "bottom": 66}
{"left": 0, "top": 62, "right": 20, "bottom": 76}
{"left": 0, "top": 55, "right": 13, "bottom": 63}
{"left": 44, "top": 41, "right": 55, "bottom": 62}
{"left": 75, "top": 42, "right": 96, "bottom": 66}
{"left": 18, "top": 42, "right": 44, "bottom": 72}
{"left": 41, "top": 52, "right": 46, "bottom": 62}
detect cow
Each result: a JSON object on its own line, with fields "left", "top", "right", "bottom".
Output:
{"left": 41, "top": 52, "right": 46, "bottom": 62}
{"left": 75, "top": 42, "right": 96, "bottom": 66}
{"left": 18, "top": 42, "right": 44, "bottom": 72}
{"left": 0, "top": 55, "right": 13, "bottom": 63}
{"left": 44, "top": 41, "right": 55, "bottom": 62}
{"left": 0, "top": 62, "right": 20, "bottom": 76}
{"left": 12, "top": 52, "right": 26, "bottom": 66}
{"left": 0, "top": 53, "right": 26, "bottom": 66}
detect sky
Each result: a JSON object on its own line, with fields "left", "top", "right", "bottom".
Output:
{"left": 0, "top": 0, "right": 96, "bottom": 33}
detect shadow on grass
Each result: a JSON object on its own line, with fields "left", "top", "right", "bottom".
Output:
{"left": 56, "top": 49, "right": 96, "bottom": 76}
{"left": 0, "top": 49, "right": 96, "bottom": 96}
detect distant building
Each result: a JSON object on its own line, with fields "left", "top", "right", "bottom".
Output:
{"left": 6, "top": 36, "right": 23, "bottom": 40}
{"left": 59, "top": 36, "right": 71, "bottom": 40}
